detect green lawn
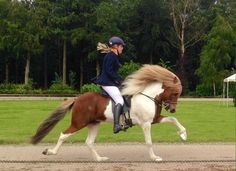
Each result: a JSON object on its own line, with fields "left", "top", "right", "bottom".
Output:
{"left": 0, "top": 100, "right": 235, "bottom": 144}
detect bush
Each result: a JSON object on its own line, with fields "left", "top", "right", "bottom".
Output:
{"left": 195, "top": 84, "right": 212, "bottom": 97}
{"left": 233, "top": 83, "right": 236, "bottom": 107}
{"left": 47, "top": 73, "right": 77, "bottom": 94}
{"left": 0, "top": 82, "right": 35, "bottom": 94}
{"left": 118, "top": 61, "right": 141, "bottom": 79}
{"left": 80, "top": 83, "right": 101, "bottom": 93}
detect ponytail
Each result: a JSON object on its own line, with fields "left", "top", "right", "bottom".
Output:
{"left": 97, "top": 42, "right": 111, "bottom": 53}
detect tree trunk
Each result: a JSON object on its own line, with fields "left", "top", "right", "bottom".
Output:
{"left": 150, "top": 53, "right": 153, "bottom": 64}
{"left": 24, "top": 52, "right": 30, "bottom": 85}
{"left": 15, "top": 59, "right": 18, "bottom": 83}
{"left": 5, "top": 62, "right": 9, "bottom": 83}
{"left": 177, "top": 30, "right": 189, "bottom": 93}
{"left": 63, "top": 40, "right": 67, "bottom": 85}
{"left": 213, "top": 82, "right": 216, "bottom": 97}
{"left": 43, "top": 51, "right": 48, "bottom": 88}
{"left": 79, "top": 57, "right": 83, "bottom": 88}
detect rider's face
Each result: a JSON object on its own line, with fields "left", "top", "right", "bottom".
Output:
{"left": 112, "top": 44, "right": 124, "bottom": 55}
{"left": 117, "top": 45, "right": 124, "bottom": 55}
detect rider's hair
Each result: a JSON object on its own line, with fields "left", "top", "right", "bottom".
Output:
{"left": 97, "top": 42, "right": 111, "bottom": 53}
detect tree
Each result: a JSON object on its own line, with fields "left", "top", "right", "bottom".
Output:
{"left": 7, "top": 0, "right": 43, "bottom": 84}
{"left": 95, "top": 0, "right": 140, "bottom": 72}
{"left": 197, "top": 15, "right": 234, "bottom": 96}
{"left": 71, "top": 0, "right": 102, "bottom": 87}
{"left": 46, "top": 0, "right": 81, "bottom": 85}
{"left": 165, "top": 0, "right": 206, "bottom": 90}
{"left": 132, "top": 0, "right": 171, "bottom": 64}
{"left": 0, "top": 0, "right": 13, "bottom": 83}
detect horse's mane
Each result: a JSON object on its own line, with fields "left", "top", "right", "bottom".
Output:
{"left": 121, "top": 64, "right": 182, "bottom": 95}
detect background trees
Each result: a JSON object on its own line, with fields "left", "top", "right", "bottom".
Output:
{"left": 0, "top": 0, "right": 235, "bottom": 96}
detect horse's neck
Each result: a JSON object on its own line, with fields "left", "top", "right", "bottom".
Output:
{"left": 141, "top": 82, "right": 164, "bottom": 97}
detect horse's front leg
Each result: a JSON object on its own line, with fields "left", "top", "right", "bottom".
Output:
{"left": 141, "top": 122, "right": 162, "bottom": 161}
{"left": 159, "top": 116, "right": 187, "bottom": 141}
{"left": 86, "top": 123, "right": 109, "bottom": 162}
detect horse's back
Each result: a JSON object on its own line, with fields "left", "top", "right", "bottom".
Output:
{"left": 71, "top": 92, "right": 110, "bottom": 123}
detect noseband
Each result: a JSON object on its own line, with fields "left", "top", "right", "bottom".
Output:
{"left": 139, "top": 92, "right": 176, "bottom": 110}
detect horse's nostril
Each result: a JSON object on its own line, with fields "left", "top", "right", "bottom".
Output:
{"left": 170, "top": 109, "right": 176, "bottom": 113}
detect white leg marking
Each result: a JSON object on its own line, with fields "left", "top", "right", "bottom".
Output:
{"left": 141, "top": 122, "right": 162, "bottom": 161}
{"left": 43, "top": 132, "right": 72, "bottom": 155}
{"left": 86, "top": 123, "right": 109, "bottom": 161}
{"left": 160, "top": 117, "right": 187, "bottom": 141}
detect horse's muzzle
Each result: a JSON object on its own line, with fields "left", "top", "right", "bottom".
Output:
{"left": 168, "top": 103, "right": 176, "bottom": 113}
{"left": 163, "top": 102, "right": 176, "bottom": 113}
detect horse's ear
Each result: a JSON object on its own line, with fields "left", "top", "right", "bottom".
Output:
{"left": 173, "top": 77, "right": 178, "bottom": 84}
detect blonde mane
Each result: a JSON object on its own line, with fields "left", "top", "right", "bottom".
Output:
{"left": 121, "top": 64, "right": 182, "bottom": 95}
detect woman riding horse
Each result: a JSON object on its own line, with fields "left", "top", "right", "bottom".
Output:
{"left": 31, "top": 59, "right": 187, "bottom": 162}
{"left": 93, "top": 36, "right": 126, "bottom": 134}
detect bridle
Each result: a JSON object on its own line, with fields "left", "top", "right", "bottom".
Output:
{"left": 139, "top": 92, "right": 177, "bottom": 111}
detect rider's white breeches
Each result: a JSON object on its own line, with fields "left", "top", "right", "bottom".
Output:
{"left": 101, "top": 86, "right": 124, "bottom": 105}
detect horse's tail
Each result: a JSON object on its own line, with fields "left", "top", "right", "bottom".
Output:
{"left": 30, "top": 98, "right": 75, "bottom": 144}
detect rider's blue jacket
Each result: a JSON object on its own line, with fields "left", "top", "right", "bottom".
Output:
{"left": 93, "top": 51, "right": 122, "bottom": 87}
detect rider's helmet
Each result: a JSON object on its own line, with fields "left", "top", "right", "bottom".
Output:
{"left": 108, "top": 36, "right": 125, "bottom": 47}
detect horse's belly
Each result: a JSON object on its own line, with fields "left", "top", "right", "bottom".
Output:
{"left": 103, "top": 102, "right": 114, "bottom": 122}
{"left": 103, "top": 101, "right": 141, "bottom": 125}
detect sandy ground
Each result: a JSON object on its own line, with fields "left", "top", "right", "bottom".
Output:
{"left": 0, "top": 143, "right": 234, "bottom": 171}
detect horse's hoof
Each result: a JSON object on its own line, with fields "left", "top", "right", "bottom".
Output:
{"left": 42, "top": 149, "right": 48, "bottom": 155}
{"left": 178, "top": 130, "right": 187, "bottom": 141}
{"left": 153, "top": 156, "right": 162, "bottom": 162}
{"left": 97, "top": 156, "right": 109, "bottom": 162}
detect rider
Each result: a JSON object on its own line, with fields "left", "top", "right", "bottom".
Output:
{"left": 94, "top": 36, "right": 125, "bottom": 134}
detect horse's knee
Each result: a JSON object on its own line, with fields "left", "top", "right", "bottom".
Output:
{"left": 160, "top": 116, "right": 177, "bottom": 123}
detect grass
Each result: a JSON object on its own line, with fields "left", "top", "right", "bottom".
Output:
{"left": 0, "top": 100, "right": 235, "bottom": 144}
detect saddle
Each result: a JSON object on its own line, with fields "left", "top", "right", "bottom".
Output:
{"left": 100, "top": 88, "right": 133, "bottom": 129}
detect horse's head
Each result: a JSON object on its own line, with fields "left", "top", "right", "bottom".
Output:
{"left": 155, "top": 80, "right": 182, "bottom": 113}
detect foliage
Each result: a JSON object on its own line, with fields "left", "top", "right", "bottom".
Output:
{"left": 118, "top": 61, "right": 141, "bottom": 79}
{"left": 48, "top": 73, "right": 76, "bottom": 94}
{"left": 0, "top": 0, "right": 235, "bottom": 94}
{"left": 195, "top": 84, "right": 214, "bottom": 97}
{"left": 158, "top": 58, "right": 174, "bottom": 71}
{"left": 197, "top": 15, "right": 234, "bottom": 96}
{"left": 80, "top": 83, "right": 100, "bottom": 93}
{"left": 233, "top": 83, "right": 236, "bottom": 107}
{"left": 0, "top": 79, "right": 39, "bottom": 94}
{"left": 68, "top": 71, "right": 76, "bottom": 88}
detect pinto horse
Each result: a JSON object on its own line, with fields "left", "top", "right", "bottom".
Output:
{"left": 31, "top": 64, "right": 187, "bottom": 161}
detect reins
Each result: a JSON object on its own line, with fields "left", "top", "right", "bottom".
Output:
{"left": 139, "top": 92, "right": 177, "bottom": 109}
{"left": 139, "top": 92, "right": 162, "bottom": 107}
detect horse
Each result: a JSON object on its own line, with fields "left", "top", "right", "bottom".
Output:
{"left": 31, "top": 64, "right": 187, "bottom": 162}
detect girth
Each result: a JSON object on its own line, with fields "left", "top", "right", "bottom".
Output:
{"left": 100, "top": 88, "right": 133, "bottom": 128}
{"left": 100, "top": 88, "right": 131, "bottom": 114}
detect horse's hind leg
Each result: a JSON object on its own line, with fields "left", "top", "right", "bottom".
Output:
{"left": 159, "top": 116, "right": 187, "bottom": 141}
{"left": 141, "top": 122, "right": 162, "bottom": 161}
{"left": 43, "top": 126, "right": 79, "bottom": 155}
{"left": 86, "top": 123, "right": 109, "bottom": 161}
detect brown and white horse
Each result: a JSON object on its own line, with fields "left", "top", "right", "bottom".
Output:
{"left": 31, "top": 64, "right": 187, "bottom": 161}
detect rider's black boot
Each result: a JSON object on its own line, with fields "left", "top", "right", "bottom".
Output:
{"left": 113, "top": 103, "right": 123, "bottom": 134}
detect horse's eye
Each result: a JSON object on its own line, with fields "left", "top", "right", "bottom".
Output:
{"left": 173, "top": 93, "right": 178, "bottom": 97}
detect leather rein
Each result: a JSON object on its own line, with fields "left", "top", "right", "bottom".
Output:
{"left": 139, "top": 92, "right": 176, "bottom": 110}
